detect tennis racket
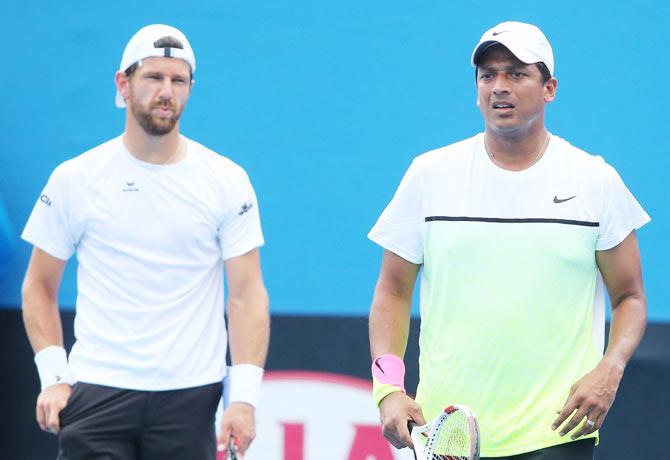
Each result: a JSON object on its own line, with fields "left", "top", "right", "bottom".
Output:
{"left": 408, "top": 404, "right": 480, "bottom": 460}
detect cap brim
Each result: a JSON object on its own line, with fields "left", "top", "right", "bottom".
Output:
{"left": 471, "top": 41, "right": 499, "bottom": 66}
{"left": 472, "top": 38, "right": 548, "bottom": 72}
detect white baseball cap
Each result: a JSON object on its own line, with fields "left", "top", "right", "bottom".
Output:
{"left": 471, "top": 21, "right": 554, "bottom": 76}
{"left": 115, "top": 24, "right": 196, "bottom": 108}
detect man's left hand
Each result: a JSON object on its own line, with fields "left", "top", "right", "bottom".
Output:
{"left": 552, "top": 360, "right": 624, "bottom": 439}
{"left": 218, "top": 402, "right": 256, "bottom": 456}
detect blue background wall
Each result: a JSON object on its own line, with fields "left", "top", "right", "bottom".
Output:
{"left": 1, "top": 1, "right": 667, "bottom": 319}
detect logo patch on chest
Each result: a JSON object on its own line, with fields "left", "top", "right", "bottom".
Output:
{"left": 123, "top": 180, "right": 139, "bottom": 192}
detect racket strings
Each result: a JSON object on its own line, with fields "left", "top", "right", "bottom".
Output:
{"left": 430, "top": 412, "right": 472, "bottom": 460}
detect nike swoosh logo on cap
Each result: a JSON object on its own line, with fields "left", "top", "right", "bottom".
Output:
{"left": 553, "top": 195, "right": 577, "bottom": 204}
{"left": 492, "top": 30, "right": 509, "bottom": 36}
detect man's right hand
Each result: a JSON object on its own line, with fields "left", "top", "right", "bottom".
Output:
{"left": 36, "top": 383, "right": 72, "bottom": 434}
{"left": 379, "top": 391, "right": 426, "bottom": 449}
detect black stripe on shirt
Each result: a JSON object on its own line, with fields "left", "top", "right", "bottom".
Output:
{"left": 425, "top": 216, "right": 599, "bottom": 227}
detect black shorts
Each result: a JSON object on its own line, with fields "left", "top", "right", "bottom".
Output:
{"left": 482, "top": 438, "right": 595, "bottom": 460}
{"left": 58, "top": 381, "right": 222, "bottom": 460}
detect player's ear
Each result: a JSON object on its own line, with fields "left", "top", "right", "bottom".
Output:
{"left": 544, "top": 77, "right": 557, "bottom": 103}
{"left": 115, "top": 71, "right": 131, "bottom": 101}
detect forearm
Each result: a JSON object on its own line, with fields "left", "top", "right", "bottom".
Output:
{"left": 227, "top": 285, "right": 270, "bottom": 366}
{"left": 603, "top": 294, "right": 647, "bottom": 371}
{"left": 552, "top": 234, "right": 650, "bottom": 437}
{"left": 22, "top": 284, "right": 64, "bottom": 353}
{"left": 369, "top": 289, "right": 412, "bottom": 359}
{"left": 369, "top": 255, "right": 424, "bottom": 446}
{"left": 369, "top": 250, "right": 419, "bottom": 359}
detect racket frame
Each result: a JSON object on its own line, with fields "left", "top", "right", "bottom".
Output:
{"left": 409, "top": 404, "right": 480, "bottom": 460}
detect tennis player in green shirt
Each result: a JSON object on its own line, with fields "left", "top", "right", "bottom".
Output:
{"left": 368, "top": 21, "right": 649, "bottom": 459}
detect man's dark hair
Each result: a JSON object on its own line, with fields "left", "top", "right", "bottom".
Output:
{"left": 124, "top": 36, "right": 192, "bottom": 80}
{"left": 535, "top": 62, "right": 552, "bottom": 84}
{"left": 125, "top": 62, "right": 140, "bottom": 78}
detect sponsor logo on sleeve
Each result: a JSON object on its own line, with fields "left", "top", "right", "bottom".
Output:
{"left": 39, "top": 195, "right": 52, "bottom": 207}
{"left": 238, "top": 202, "right": 253, "bottom": 216}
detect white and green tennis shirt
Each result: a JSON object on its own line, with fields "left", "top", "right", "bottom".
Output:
{"left": 368, "top": 133, "right": 649, "bottom": 457}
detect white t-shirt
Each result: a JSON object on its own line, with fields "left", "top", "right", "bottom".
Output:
{"left": 22, "top": 135, "right": 264, "bottom": 391}
{"left": 368, "top": 133, "right": 650, "bottom": 456}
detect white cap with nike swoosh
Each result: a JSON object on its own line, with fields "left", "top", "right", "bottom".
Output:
{"left": 471, "top": 21, "right": 554, "bottom": 76}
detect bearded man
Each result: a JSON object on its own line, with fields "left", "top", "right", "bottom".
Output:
{"left": 21, "top": 24, "right": 269, "bottom": 460}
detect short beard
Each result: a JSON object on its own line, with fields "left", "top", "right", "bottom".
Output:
{"left": 130, "top": 97, "right": 182, "bottom": 136}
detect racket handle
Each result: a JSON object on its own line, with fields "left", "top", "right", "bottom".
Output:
{"left": 227, "top": 436, "right": 240, "bottom": 460}
{"left": 408, "top": 421, "right": 419, "bottom": 460}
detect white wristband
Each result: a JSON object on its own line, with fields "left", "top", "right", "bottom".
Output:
{"left": 226, "top": 364, "right": 264, "bottom": 408}
{"left": 34, "top": 346, "right": 75, "bottom": 390}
